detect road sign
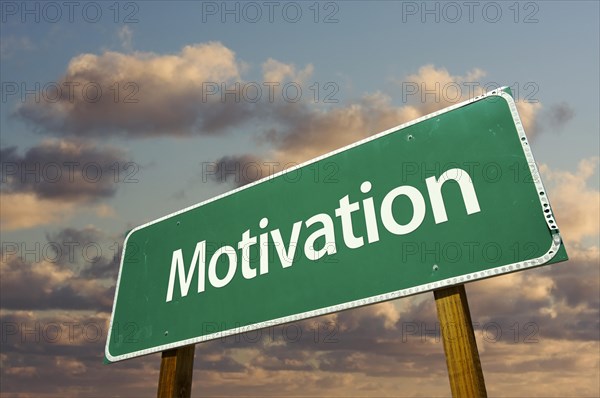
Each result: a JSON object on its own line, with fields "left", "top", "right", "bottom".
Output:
{"left": 106, "top": 88, "right": 567, "bottom": 362}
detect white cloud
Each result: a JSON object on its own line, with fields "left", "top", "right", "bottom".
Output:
{"left": 262, "top": 58, "right": 314, "bottom": 83}
{"left": 539, "top": 157, "right": 600, "bottom": 246}
{"left": 118, "top": 26, "right": 133, "bottom": 51}
{"left": 0, "top": 193, "right": 77, "bottom": 231}
{"left": 16, "top": 42, "right": 245, "bottom": 136}
{"left": 0, "top": 35, "right": 35, "bottom": 58}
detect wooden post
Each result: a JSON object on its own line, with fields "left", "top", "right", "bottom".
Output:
{"left": 157, "top": 345, "right": 195, "bottom": 398}
{"left": 434, "top": 285, "right": 487, "bottom": 397}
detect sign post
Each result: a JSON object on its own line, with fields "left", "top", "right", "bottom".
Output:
{"left": 157, "top": 345, "right": 195, "bottom": 398}
{"left": 435, "top": 285, "right": 487, "bottom": 397}
{"left": 106, "top": 87, "right": 567, "bottom": 396}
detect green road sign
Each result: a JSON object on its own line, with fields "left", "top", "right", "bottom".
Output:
{"left": 106, "top": 88, "right": 567, "bottom": 362}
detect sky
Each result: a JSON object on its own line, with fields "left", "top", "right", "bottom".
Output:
{"left": 0, "top": 0, "right": 599, "bottom": 397}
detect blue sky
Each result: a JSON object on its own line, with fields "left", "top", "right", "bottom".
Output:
{"left": 1, "top": 1, "right": 599, "bottom": 396}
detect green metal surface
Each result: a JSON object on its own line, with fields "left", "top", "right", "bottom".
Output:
{"left": 106, "top": 90, "right": 567, "bottom": 362}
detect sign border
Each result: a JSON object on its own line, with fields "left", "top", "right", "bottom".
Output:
{"left": 106, "top": 88, "right": 564, "bottom": 362}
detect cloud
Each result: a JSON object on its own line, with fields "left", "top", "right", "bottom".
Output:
{"left": 0, "top": 139, "right": 129, "bottom": 230}
{"left": 0, "top": 310, "right": 161, "bottom": 398}
{"left": 209, "top": 154, "right": 265, "bottom": 187}
{"left": 1, "top": 140, "right": 129, "bottom": 201}
{"left": 0, "top": 192, "right": 116, "bottom": 232}
{"left": 262, "top": 58, "right": 314, "bottom": 84}
{"left": 479, "top": 338, "right": 599, "bottom": 396}
{"left": 209, "top": 93, "right": 422, "bottom": 188}
{"left": 15, "top": 42, "right": 247, "bottom": 137}
{"left": 0, "top": 193, "right": 78, "bottom": 231}
{"left": 466, "top": 245, "right": 599, "bottom": 343}
{"left": 45, "top": 226, "right": 122, "bottom": 280}
{"left": 401, "top": 64, "right": 487, "bottom": 114}
{"left": 117, "top": 26, "right": 133, "bottom": 51}
{"left": 2, "top": 257, "right": 598, "bottom": 397}
{"left": 518, "top": 101, "right": 576, "bottom": 138}
{"left": 506, "top": 100, "right": 576, "bottom": 138}
{"left": 12, "top": 46, "right": 496, "bottom": 146}
{"left": 0, "top": 226, "right": 119, "bottom": 311}
{"left": 0, "top": 35, "right": 35, "bottom": 58}
{"left": 94, "top": 203, "right": 116, "bottom": 218}
{"left": 211, "top": 65, "right": 541, "bottom": 181}
{"left": 268, "top": 92, "right": 422, "bottom": 164}
{"left": 14, "top": 46, "right": 545, "bottom": 150}
{"left": 398, "top": 64, "right": 542, "bottom": 139}
{"left": 0, "top": 253, "right": 114, "bottom": 311}
{"left": 539, "top": 157, "right": 600, "bottom": 246}
{"left": 542, "top": 102, "right": 576, "bottom": 132}
{"left": 515, "top": 100, "right": 542, "bottom": 138}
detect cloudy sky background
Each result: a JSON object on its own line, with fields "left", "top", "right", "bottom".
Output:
{"left": 1, "top": 1, "right": 599, "bottom": 396}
